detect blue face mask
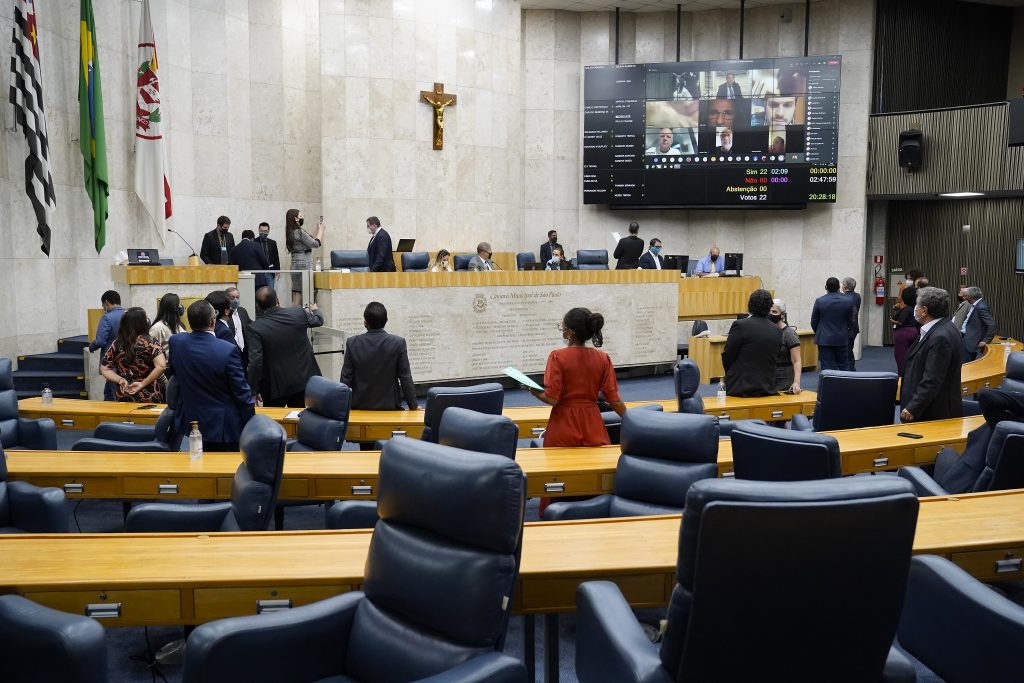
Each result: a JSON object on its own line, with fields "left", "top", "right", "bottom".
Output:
{"left": 651, "top": 246, "right": 662, "bottom": 255}
{"left": 229, "top": 299, "right": 240, "bottom": 311}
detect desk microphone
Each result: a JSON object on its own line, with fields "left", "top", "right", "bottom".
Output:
{"left": 166, "top": 228, "right": 198, "bottom": 257}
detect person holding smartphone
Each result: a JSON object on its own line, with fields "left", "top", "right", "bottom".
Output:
{"left": 285, "top": 209, "right": 326, "bottom": 306}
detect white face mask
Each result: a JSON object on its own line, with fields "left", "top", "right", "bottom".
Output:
{"left": 367, "top": 225, "right": 375, "bottom": 235}
{"left": 913, "top": 307, "right": 927, "bottom": 324}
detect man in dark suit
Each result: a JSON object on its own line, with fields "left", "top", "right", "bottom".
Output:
{"left": 900, "top": 286, "right": 963, "bottom": 423}
{"left": 230, "top": 230, "right": 272, "bottom": 290}
{"left": 199, "top": 215, "right": 235, "bottom": 265}
{"left": 722, "top": 289, "right": 782, "bottom": 397}
{"left": 340, "top": 302, "right": 419, "bottom": 412}
{"left": 638, "top": 238, "right": 665, "bottom": 269}
{"left": 841, "top": 277, "right": 862, "bottom": 370}
{"left": 256, "top": 222, "right": 281, "bottom": 286}
{"left": 613, "top": 221, "right": 644, "bottom": 269}
{"left": 205, "top": 290, "right": 237, "bottom": 346}
{"left": 959, "top": 286, "right": 997, "bottom": 362}
{"left": 166, "top": 300, "right": 254, "bottom": 451}
{"left": 539, "top": 229, "right": 561, "bottom": 264}
{"left": 246, "top": 287, "right": 323, "bottom": 408}
{"left": 715, "top": 72, "right": 744, "bottom": 100}
{"left": 366, "top": 216, "right": 396, "bottom": 272}
{"left": 225, "top": 287, "right": 253, "bottom": 365}
{"left": 810, "top": 277, "right": 857, "bottom": 371}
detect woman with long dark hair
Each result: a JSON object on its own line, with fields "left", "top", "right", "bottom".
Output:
{"left": 100, "top": 307, "right": 167, "bottom": 402}
{"left": 149, "top": 293, "right": 184, "bottom": 359}
{"left": 527, "top": 307, "right": 626, "bottom": 447}
{"left": 285, "top": 208, "right": 326, "bottom": 305}
{"left": 892, "top": 285, "right": 920, "bottom": 376}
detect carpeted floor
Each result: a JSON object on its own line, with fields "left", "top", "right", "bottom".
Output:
{"left": 57, "top": 345, "right": 959, "bottom": 681}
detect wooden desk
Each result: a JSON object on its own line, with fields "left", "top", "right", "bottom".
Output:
{"left": 18, "top": 393, "right": 818, "bottom": 441}
{"left": 5, "top": 415, "right": 983, "bottom": 499}
{"left": 1, "top": 489, "right": 1022, "bottom": 629}
{"left": 677, "top": 275, "right": 764, "bottom": 320}
{"left": 111, "top": 265, "right": 238, "bottom": 285}
{"left": 961, "top": 338, "right": 1021, "bottom": 395}
{"left": 689, "top": 329, "right": 818, "bottom": 382}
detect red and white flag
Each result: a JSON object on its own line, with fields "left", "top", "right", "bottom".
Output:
{"left": 134, "top": 0, "right": 172, "bottom": 237}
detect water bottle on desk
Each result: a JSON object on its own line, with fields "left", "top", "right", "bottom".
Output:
{"left": 1005, "top": 340, "right": 1013, "bottom": 356}
{"left": 41, "top": 383, "right": 53, "bottom": 406}
{"left": 717, "top": 380, "right": 726, "bottom": 402}
{"left": 189, "top": 421, "right": 203, "bottom": 461}
{"left": 314, "top": 257, "right": 322, "bottom": 272}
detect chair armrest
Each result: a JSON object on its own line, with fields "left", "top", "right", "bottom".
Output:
{"left": 91, "top": 422, "right": 157, "bottom": 441}
{"left": 7, "top": 482, "right": 68, "bottom": 533}
{"left": 72, "top": 438, "right": 169, "bottom": 452}
{"left": 896, "top": 466, "right": 949, "bottom": 497}
{"left": 16, "top": 417, "right": 58, "bottom": 450}
{"left": 789, "top": 414, "right": 813, "bottom": 432}
{"left": 0, "top": 595, "right": 107, "bottom": 682}
{"left": 415, "top": 652, "right": 528, "bottom": 683}
{"left": 961, "top": 399, "right": 983, "bottom": 416}
{"left": 576, "top": 582, "right": 672, "bottom": 683}
{"left": 125, "top": 502, "right": 233, "bottom": 532}
{"left": 183, "top": 591, "right": 362, "bottom": 683}
{"left": 543, "top": 495, "right": 613, "bottom": 521}
{"left": 325, "top": 501, "right": 379, "bottom": 529}
{"left": 898, "top": 555, "right": 1024, "bottom": 683}
{"left": 718, "top": 419, "right": 767, "bottom": 437}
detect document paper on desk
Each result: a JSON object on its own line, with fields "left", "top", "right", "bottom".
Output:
{"left": 502, "top": 367, "right": 544, "bottom": 392}
{"left": 285, "top": 410, "right": 303, "bottom": 420}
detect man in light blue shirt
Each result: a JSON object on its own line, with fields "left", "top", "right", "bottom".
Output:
{"left": 695, "top": 246, "right": 723, "bottom": 275}
{"left": 88, "top": 290, "right": 125, "bottom": 401}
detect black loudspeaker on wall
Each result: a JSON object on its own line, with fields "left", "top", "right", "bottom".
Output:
{"left": 899, "top": 129, "right": 923, "bottom": 172}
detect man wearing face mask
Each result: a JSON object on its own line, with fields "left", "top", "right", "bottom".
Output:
{"left": 695, "top": 246, "right": 723, "bottom": 276}
{"left": 638, "top": 238, "right": 664, "bottom": 269}
{"left": 199, "top": 215, "right": 235, "bottom": 265}
{"left": 540, "top": 229, "right": 562, "bottom": 264}
{"left": 366, "top": 216, "right": 396, "bottom": 272}
{"left": 899, "top": 287, "right": 963, "bottom": 423}
{"left": 230, "top": 229, "right": 273, "bottom": 290}
{"left": 224, "top": 287, "right": 253, "bottom": 366}
{"left": 256, "top": 222, "right": 281, "bottom": 282}
{"left": 246, "top": 287, "right": 323, "bottom": 407}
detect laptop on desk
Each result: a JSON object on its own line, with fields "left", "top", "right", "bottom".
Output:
{"left": 395, "top": 239, "right": 416, "bottom": 252}
{"left": 523, "top": 262, "right": 546, "bottom": 271}
{"left": 127, "top": 248, "right": 160, "bottom": 265}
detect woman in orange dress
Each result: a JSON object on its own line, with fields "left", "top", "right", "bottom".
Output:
{"left": 528, "top": 307, "right": 626, "bottom": 447}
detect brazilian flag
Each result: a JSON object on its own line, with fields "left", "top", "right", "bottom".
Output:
{"left": 80, "top": 0, "right": 108, "bottom": 254}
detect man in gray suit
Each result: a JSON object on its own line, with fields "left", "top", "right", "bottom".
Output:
{"left": 468, "top": 242, "right": 499, "bottom": 271}
{"left": 959, "top": 286, "right": 997, "bottom": 362}
{"left": 245, "top": 287, "right": 323, "bottom": 408}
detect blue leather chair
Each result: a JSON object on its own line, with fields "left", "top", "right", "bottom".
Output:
{"left": 327, "top": 407, "right": 519, "bottom": 530}
{"left": 330, "top": 250, "right": 370, "bottom": 271}
{"left": 673, "top": 359, "right": 766, "bottom": 437}
{"left": 898, "top": 555, "right": 1024, "bottom": 683}
{"left": 400, "top": 251, "right": 429, "bottom": 272}
{"left": 731, "top": 422, "right": 841, "bottom": 481}
{"left": 0, "top": 594, "right": 107, "bottom": 682}
{"left": 287, "top": 377, "right": 351, "bottom": 452}
{"left": 899, "top": 420, "right": 1024, "bottom": 497}
{"left": 124, "top": 415, "right": 286, "bottom": 532}
{"left": 575, "top": 477, "right": 919, "bottom": 683}
{"left": 791, "top": 370, "right": 899, "bottom": 432}
{"left": 421, "top": 383, "right": 504, "bottom": 443}
{"left": 1002, "top": 351, "right": 1024, "bottom": 392}
{"left": 73, "top": 379, "right": 183, "bottom": 451}
{"left": 575, "top": 249, "right": 609, "bottom": 270}
{"left": 516, "top": 252, "right": 537, "bottom": 270}
{"left": 181, "top": 438, "right": 528, "bottom": 683}
{"left": 601, "top": 403, "right": 663, "bottom": 445}
{"left": 454, "top": 254, "right": 474, "bottom": 271}
{"left": 0, "top": 358, "right": 57, "bottom": 450}
{"left": 544, "top": 410, "right": 719, "bottom": 521}
{"left": 0, "top": 443, "right": 67, "bottom": 533}
{"left": 677, "top": 320, "right": 708, "bottom": 358}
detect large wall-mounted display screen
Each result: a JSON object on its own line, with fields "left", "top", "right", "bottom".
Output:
{"left": 583, "top": 56, "right": 841, "bottom": 207}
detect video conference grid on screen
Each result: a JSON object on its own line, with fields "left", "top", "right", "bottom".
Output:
{"left": 583, "top": 56, "right": 841, "bottom": 207}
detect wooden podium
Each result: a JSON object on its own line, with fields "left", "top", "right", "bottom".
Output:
{"left": 111, "top": 265, "right": 239, "bottom": 310}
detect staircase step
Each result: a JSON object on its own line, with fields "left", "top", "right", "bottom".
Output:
{"left": 12, "top": 370, "right": 87, "bottom": 394}
{"left": 16, "top": 389, "right": 88, "bottom": 400}
{"left": 16, "top": 352, "right": 85, "bottom": 372}
{"left": 58, "top": 335, "right": 90, "bottom": 353}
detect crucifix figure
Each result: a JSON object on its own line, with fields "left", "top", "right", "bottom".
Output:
{"left": 420, "top": 82, "right": 456, "bottom": 150}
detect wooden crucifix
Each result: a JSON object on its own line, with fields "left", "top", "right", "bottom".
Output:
{"left": 419, "top": 82, "right": 456, "bottom": 150}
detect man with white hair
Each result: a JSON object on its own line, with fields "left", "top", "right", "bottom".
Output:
{"left": 959, "top": 286, "right": 997, "bottom": 362}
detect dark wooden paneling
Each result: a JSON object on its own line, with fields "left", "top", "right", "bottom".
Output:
{"left": 867, "top": 104, "right": 1010, "bottom": 196}
{"left": 886, "top": 199, "right": 1024, "bottom": 342}
{"left": 874, "top": 0, "right": 1013, "bottom": 114}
